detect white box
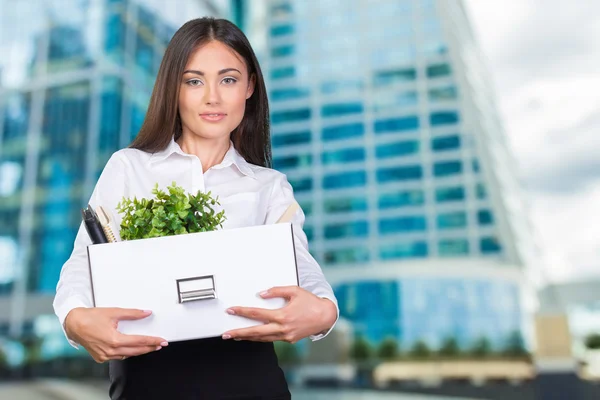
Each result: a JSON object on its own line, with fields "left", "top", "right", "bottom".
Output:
{"left": 87, "top": 223, "right": 299, "bottom": 342}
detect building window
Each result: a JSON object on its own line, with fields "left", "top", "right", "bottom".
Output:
{"left": 437, "top": 212, "right": 467, "bottom": 229}
{"left": 325, "top": 247, "right": 370, "bottom": 264}
{"left": 380, "top": 241, "right": 428, "bottom": 260}
{"left": 322, "top": 147, "right": 365, "bottom": 165}
{"left": 429, "top": 85, "right": 458, "bottom": 101}
{"left": 322, "top": 123, "right": 364, "bottom": 142}
{"left": 322, "top": 102, "right": 363, "bottom": 118}
{"left": 379, "top": 216, "right": 427, "bottom": 234}
{"left": 432, "top": 135, "right": 460, "bottom": 151}
{"left": 421, "top": 40, "right": 448, "bottom": 57}
{"left": 299, "top": 201, "right": 312, "bottom": 217}
{"left": 270, "top": 87, "right": 309, "bottom": 101}
{"left": 435, "top": 186, "right": 465, "bottom": 202}
{"left": 481, "top": 237, "right": 502, "bottom": 253}
{"left": 271, "top": 45, "right": 295, "bottom": 58}
{"left": 434, "top": 161, "right": 462, "bottom": 177}
{"left": 476, "top": 183, "right": 487, "bottom": 199}
{"left": 375, "top": 140, "right": 419, "bottom": 159}
{"left": 321, "top": 79, "right": 364, "bottom": 94}
{"left": 271, "top": 2, "right": 293, "bottom": 17}
{"left": 373, "top": 67, "right": 417, "bottom": 86}
{"left": 271, "top": 130, "right": 311, "bottom": 147}
{"left": 272, "top": 108, "right": 311, "bottom": 124}
{"left": 270, "top": 24, "right": 294, "bottom": 37}
{"left": 288, "top": 177, "right": 312, "bottom": 192}
{"left": 272, "top": 154, "right": 312, "bottom": 171}
{"left": 473, "top": 158, "right": 480, "bottom": 173}
{"left": 430, "top": 111, "right": 459, "bottom": 126}
{"left": 427, "top": 63, "right": 451, "bottom": 78}
{"left": 373, "top": 90, "right": 418, "bottom": 112}
{"left": 325, "top": 221, "right": 369, "bottom": 239}
{"left": 324, "top": 196, "right": 368, "bottom": 213}
{"left": 377, "top": 166, "right": 423, "bottom": 183}
{"left": 323, "top": 171, "right": 367, "bottom": 189}
{"left": 439, "top": 239, "right": 469, "bottom": 256}
{"left": 271, "top": 66, "right": 295, "bottom": 80}
{"left": 478, "top": 210, "right": 494, "bottom": 225}
{"left": 378, "top": 189, "right": 424, "bottom": 209}
{"left": 374, "top": 116, "right": 419, "bottom": 134}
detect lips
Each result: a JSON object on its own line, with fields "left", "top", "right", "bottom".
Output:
{"left": 199, "top": 113, "right": 226, "bottom": 122}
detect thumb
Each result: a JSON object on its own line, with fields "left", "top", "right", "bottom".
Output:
{"left": 111, "top": 308, "right": 153, "bottom": 321}
{"left": 260, "top": 286, "right": 299, "bottom": 300}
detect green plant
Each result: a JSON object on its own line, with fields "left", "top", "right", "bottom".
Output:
{"left": 585, "top": 333, "right": 600, "bottom": 350}
{"left": 350, "top": 336, "right": 373, "bottom": 362}
{"left": 409, "top": 340, "right": 431, "bottom": 359}
{"left": 117, "top": 182, "right": 226, "bottom": 240}
{"left": 503, "top": 331, "right": 528, "bottom": 358}
{"left": 377, "top": 336, "right": 400, "bottom": 361}
{"left": 439, "top": 336, "right": 460, "bottom": 357}
{"left": 470, "top": 336, "right": 492, "bottom": 358}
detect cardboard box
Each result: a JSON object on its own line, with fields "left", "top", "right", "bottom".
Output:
{"left": 87, "top": 223, "right": 299, "bottom": 342}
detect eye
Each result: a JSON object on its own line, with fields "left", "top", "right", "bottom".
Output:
{"left": 186, "top": 78, "right": 203, "bottom": 86}
{"left": 222, "top": 77, "right": 237, "bottom": 85}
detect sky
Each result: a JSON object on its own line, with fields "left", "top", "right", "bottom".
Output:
{"left": 464, "top": 0, "right": 600, "bottom": 282}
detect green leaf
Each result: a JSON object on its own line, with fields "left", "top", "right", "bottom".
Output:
{"left": 117, "top": 182, "right": 226, "bottom": 241}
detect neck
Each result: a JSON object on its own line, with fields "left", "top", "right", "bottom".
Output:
{"left": 176, "top": 133, "right": 230, "bottom": 172}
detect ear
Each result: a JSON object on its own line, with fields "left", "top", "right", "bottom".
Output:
{"left": 246, "top": 74, "right": 256, "bottom": 99}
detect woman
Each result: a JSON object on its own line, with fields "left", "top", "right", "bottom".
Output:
{"left": 53, "top": 17, "right": 339, "bottom": 399}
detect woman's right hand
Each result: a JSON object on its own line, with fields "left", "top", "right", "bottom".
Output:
{"left": 64, "top": 307, "right": 168, "bottom": 363}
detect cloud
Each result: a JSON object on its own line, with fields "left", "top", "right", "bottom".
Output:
{"left": 522, "top": 112, "right": 600, "bottom": 193}
{"left": 465, "top": 0, "right": 600, "bottom": 281}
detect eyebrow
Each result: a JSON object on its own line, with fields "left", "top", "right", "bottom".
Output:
{"left": 183, "top": 68, "right": 242, "bottom": 76}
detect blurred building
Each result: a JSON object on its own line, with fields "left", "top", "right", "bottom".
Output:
{"left": 262, "top": 0, "right": 540, "bottom": 351}
{"left": 0, "top": 0, "right": 229, "bottom": 360}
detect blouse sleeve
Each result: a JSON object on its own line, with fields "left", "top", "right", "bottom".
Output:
{"left": 53, "top": 151, "right": 127, "bottom": 348}
{"left": 264, "top": 172, "right": 339, "bottom": 341}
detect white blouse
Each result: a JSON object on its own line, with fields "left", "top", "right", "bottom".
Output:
{"left": 53, "top": 136, "right": 339, "bottom": 347}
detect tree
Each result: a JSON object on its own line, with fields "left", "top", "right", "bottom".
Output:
{"left": 274, "top": 341, "right": 301, "bottom": 366}
{"left": 409, "top": 340, "right": 431, "bottom": 359}
{"left": 439, "top": 337, "right": 460, "bottom": 358}
{"left": 503, "top": 331, "right": 528, "bottom": 358}
{"left": 470, "top": 336, "right": 492, "bottom": 358}
{"left": 350, "top": 335, "right": 373, "bottom": 363}
{"left": 377, "top": 337, "right": 400, "bottom": 361}
{"left": 0, "top": 347, "right": 6, "bottom": 367}
{"left": 585, "top": 333, "right": 600, "bottom": 350}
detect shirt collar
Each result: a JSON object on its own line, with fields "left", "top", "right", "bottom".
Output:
{"left": 149, "top": 135, "right": 256, "bottom": 179}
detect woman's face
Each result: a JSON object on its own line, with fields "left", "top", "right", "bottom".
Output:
{"left": 178, "top": 40, "right": 255, "bottom": 142}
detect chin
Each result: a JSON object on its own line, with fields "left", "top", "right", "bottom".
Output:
{"left": 187, "top": 126, "right": 230, "bottom": 140}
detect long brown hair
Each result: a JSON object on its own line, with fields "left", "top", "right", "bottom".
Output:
{"left": 129, "top": 17, "right": 271, "bottom": 168}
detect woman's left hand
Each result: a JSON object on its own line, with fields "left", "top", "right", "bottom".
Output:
{"left": 222, "top": 286, "right": 337, "bottom": 343}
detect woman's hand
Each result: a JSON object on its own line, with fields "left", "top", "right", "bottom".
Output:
{"left": 222, "top": 286, "right": 338, "bottom": 343}
{"left": 64, "top": 307, "right": 168, "bottom": 363}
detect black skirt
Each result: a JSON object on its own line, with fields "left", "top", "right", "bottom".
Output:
{"left": 108, "top": 337, "right": 290, "bottom": 399}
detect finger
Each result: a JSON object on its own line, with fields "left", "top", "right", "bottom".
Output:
{"left": 108, "top": 345, "right": 163, "bottom": 359}
{"left": 110, "top": 308, "right": 153, "bottom": 321}
{"left": 116, "top": 333, "right": 168, "bottom": 348}
{"left": 227, "top": 306, "right": 278, "bottom": 322}
{"left": 259, "top": 286, "right": 299, "bottom": 300}
{"left": 238, "top": 335, "right": 280, "bottom": 343}
{"left": 223, "top": 323, "right": 282, "bottom": 340}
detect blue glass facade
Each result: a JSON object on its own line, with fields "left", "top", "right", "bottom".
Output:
{"left": 264, "top": 0, "right": 528, "bottom": 350}
{"left": 335, "top": 278, "right": 522, "bottom": 349}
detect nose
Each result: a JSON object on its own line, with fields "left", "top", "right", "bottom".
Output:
{"left": 203, "top": 82, "right": 221, "bottom": 105}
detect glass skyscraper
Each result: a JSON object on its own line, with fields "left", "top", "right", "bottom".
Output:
{"left": 0, "top": 0, "right": 229, "bottom": 356}
{"left": 263, "top": 0, "right": 539, "bottom": 351}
